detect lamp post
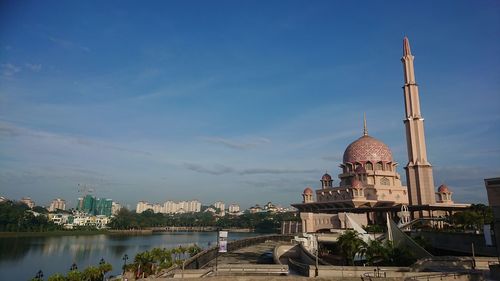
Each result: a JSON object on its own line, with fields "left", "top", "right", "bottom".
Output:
{"left": 122, "top": 254, "right": 129, "bottom": 274}
{"left": 99, "top": 258, "right": 105, "bottom": 281}
{"left": 314, "top": 233, "right": 319, "bottom": 277}
{"left": 70, "top": 262, "right": 78, "bottom": 271}
{"left": 35, "top": 270, "right": 43, "bottom": 281}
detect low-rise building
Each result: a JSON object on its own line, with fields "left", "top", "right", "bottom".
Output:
{"left": 248, "top": 204, "right": 263, "bottom": 213}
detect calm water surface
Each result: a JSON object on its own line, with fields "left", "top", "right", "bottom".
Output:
{"left": 0, "top": 232, "right": 260, "bottom": 280}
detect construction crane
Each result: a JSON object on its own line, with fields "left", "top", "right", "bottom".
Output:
{"left": 77, "top": 183, "right": 95, "bottom": 196}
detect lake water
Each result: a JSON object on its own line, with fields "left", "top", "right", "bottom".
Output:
{"left": 0, "top": 232, "right": 260, "bottom": 281}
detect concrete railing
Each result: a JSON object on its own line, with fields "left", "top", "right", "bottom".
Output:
{"left": 183, "top": 235, "right": 292, "bottom": 269}
{"left": 216, "top": 264, "right": 289, "bottom": 275}
{"left": 288, "top": 258, "right": 311, "bottom": 277}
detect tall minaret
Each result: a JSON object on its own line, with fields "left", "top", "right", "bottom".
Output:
{"left": 401, "top": 37, "right": 436, "bottom": 206}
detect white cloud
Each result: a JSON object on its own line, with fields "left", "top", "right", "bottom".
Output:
{"left": 1, "top": 63, "right": 21, "bottom": 76}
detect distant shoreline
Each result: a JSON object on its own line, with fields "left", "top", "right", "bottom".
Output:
{"left": 0, "top": 228, "right": 261, "bottom": 238}
{"left": 0, "top": 230, "right": 110, "bottom": 238}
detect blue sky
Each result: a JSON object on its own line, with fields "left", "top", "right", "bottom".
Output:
{"left": 1, "top": 1, "right": 499, "bottom": 210}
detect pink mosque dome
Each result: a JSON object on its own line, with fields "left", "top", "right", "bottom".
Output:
{"left": 343, "top": 135, "right": 393, "bottom": 164}
{"left": 437, "top": 184, "right": 451, "bottom": 193}
{"left": 303, "top": 187, "right": 313, "bottom": 195}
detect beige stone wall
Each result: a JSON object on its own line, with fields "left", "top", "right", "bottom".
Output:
{"left": 300, "top": 212, "right": 368, "bottom": 233}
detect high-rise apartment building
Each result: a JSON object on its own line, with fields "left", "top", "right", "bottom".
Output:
{"left": 137, "top": 199, "right": 201, "bottom": 214}
{"left": 214, "top": 201, "right": 225, "bottom": 211}
{"left": 111, "top": 202, "right": 122, "bottom": 215}
{"left": 214, "top": 201, "right": 225, "bottom": 216}
{"left": 77, "top": 194, "right": 112, "bottom": 216}
{"left": 20, "top": 197, "right": 35, "bottom": 209}
{"left": 228, "top": 203, "right": 240, "bottom": 214}
{"left": 49, "top": 198, "right": 66, "bottom": 212}
{"left": 136, "top": 201, "right": 153, "bottom": 213}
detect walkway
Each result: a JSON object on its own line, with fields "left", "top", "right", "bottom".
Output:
{"left": 206, "top": 240, "right": 281, "bottom": 266}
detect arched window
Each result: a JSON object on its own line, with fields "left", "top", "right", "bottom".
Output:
{"left": 347, "top": 163, "right": 353, "bottom": 172}
{"left": 366, "top": 162, "right": 373, "bottom": 170}
{"left": 376, "top": 162, "right": 383, "bottom": 170}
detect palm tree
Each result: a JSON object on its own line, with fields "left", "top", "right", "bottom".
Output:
{"left": 188, "top": 244, "right": 202, "bottom": 257}
{"left": 336, "top": 230, "right": 367, "bottom": 266}
{"left": 47, "top": 273, "right": 65, "bottom": 281}
{"left": 82, "top": 266, "right": 102, "bottom": 281}
{"left": 171, "top": 247, "right": 182, "bottom": 264}
{"left": 98, "top": 262, "right": 112, "bottom": 280}
{"left": 364, "top": 239, "right": 389, "bottom": 265}
{"left": 159, "top": 248, "right": 173, "bottom": 269}
{"left": 66, "top": 270, "right": 83, "bottom": 281}
{"left": 134, "top": 250, "right": 154, "bottom": 277}
{"left": 178, "top": 245, "right": 187, "bottom": 260}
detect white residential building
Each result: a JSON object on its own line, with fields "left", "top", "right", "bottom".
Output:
{"left": 228, "top": 203, "right": 240, "bottom": 213}
{"left": 111, "top": 202, "right": 122, "bottom": 215}
{"left": 49, "top": 198, "right": 66, "bottom": 212}
{"left": 20, "top": 197, "right": 35, "bottom": 209}
{"left": 214, "top": 201, "right": 225, "bottom": 211}
{"left": 138, "top": 199, "right": 201, "bottom": 214}
{"left": 152, "top": 203, "right": 163, "bottom": 213}
{"left": 214, "top": 201, "right": 225, "bottom": 216}
{"left": 136, "top": 201, "right": 153, "bottom": 213}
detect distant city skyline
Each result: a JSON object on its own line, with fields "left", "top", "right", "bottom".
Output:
{"left": 1, "top": 1, "right": 499, "bottom": 209}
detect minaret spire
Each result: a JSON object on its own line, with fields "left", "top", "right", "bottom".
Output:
{"left": 403, "top": 36, "right": 412, "bottom": 56}
{"left": 401, "top": 37, "right": 436, "bottom": 209}
{"left": 363, "top": 113, "right": 368, "bottom": 136}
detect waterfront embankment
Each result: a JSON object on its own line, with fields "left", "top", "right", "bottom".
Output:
{"left": 0, "top": 230, "right": 109, "bottom": 237}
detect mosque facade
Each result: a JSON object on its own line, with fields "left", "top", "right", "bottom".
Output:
{"left": 292, "top": 37, "right": 468, "bottom": 232}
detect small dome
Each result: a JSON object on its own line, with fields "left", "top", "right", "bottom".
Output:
{"left": 437, "top": 184, "right": 450, "bottom": 193}
{"left": 303, "top": 187, "right": 313, "bottom": 195}
{"left": 343, "top": 135, "right": 393, "bottom": 164}
{"left": 321, "top": 173, "right": 332, "bottom": 181}
{"left": 351, "top": 179, "right": 363, "bottom": 189}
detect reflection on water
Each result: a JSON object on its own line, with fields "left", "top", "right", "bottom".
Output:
{"left": 0, "top": 232, "right": 258, "bottom": 280}
{"left": 0, "top": 237, "right": 32, "bottom": 262}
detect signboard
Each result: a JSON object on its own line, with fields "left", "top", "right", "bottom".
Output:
{"left": 218, "top": 231, "right": 228, "bottom": 253}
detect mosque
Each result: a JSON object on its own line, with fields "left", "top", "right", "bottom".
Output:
{"left": 292, "top": 37, "right": 469, "bottom": 232}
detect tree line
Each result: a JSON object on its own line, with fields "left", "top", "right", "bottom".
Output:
{"left": 0, "top": 201, "right": 60, "bottom": 232}
{"left": 108, "top": 208, "right": 299, "bottom": 233}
